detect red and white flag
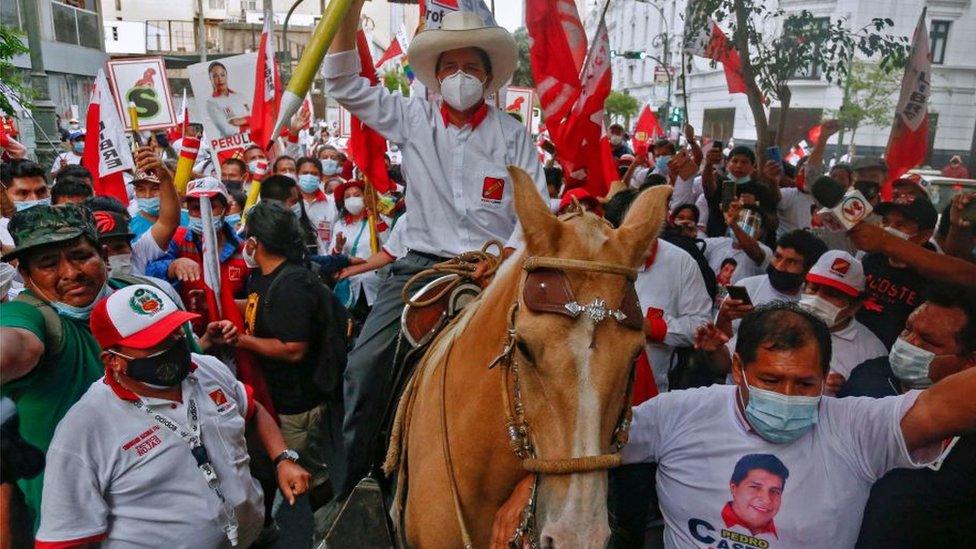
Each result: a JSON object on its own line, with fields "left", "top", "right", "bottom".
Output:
{"left": 526, "top": 0, "right": 587, "bottom": 125}
{"left": 632, "top": 105, "right": 664, "bottom": 158}
{"left": 350, "top": 30, "right": 395, "bottom": 193}
{"left": 686, "top": 20, "right": 748, "bottom": 95}
{"left": 883, "top": 9, "right": 930, "bottom": 198}
{"left": 249, "top": 6, "right": 281, "bottom": 150}
{"left": 374, "top": 36, "right": 404, "bottom": 69}
{"left": 784, "top": 124, "right": 823, "bottom": 165}
{"left": 82, "top": 69, "right": 134, "bottom": 205}
{"left": 558, "top": 15, "right": 614, "bottom": 196}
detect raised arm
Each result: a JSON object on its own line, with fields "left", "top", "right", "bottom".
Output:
{"left": 322, "top": 0, "right": 415, "bottom": 144}
{"left": 134, "top": 147, "right": 181, "bottom": 250}
{"left": 901, "top": 366, "right": 976, "bottom": 452}
{"left": 725, "top": 201, "right": 766, "bottom": 265}
{"left": 848, "top": 222, "right": 976, "bottom": 288}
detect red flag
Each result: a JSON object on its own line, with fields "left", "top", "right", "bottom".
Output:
{"left": 526, "top": 0, "right": 587, "bottom": 128}
{"left": 555, "top": 16, "right": 613, "bottom": 196}
{"left": 687, "top": 20, "right": 748, "bottom": 95}
{"left": 632, "top": 105, "right": 664, "bottom": 158}
{"left": 82, "top": 69, "right": 132, "bottom": 205}
{"left": 249, "top": 8, "right": 281, "bottom": 150}
{"left": 883, "top": 9, "right": 930, "bottom": 199}
{"left": 374, "top": 37, "right": 404, "bottom": 69}
{"left": 350, "top": 30, "right": 394, "bottom": 193}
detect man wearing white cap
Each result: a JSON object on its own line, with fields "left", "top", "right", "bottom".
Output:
{"left": 323, "top": 0, "right": 547, "bottom": 497}
{"left": 798, "top": 250, "right": 886, "bottom": 394}
{"left": 35, "top": 285, "right": 309, "bottom": 548}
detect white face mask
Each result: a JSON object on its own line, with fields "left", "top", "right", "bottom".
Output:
{"left": 344, "top": 196, "right": 365, "bottom": 216}
{"left": 107, "top": 253, "right": 133, "bottom": 277}
{"left": 799, "top": 293, "right": 845, "bottom": 329}
{"left": 439, "top": 70, "right": 486, "bottom": 112}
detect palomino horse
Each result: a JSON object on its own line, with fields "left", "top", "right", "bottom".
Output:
{"left": 386, "top": 166, "right": 671, "bottom": 547}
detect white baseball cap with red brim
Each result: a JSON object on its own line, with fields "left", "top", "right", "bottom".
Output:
{"left": 805, "top": 250, "right": 864, "bottom": 297}
{"left": 185, "top": 176, "right": 231, "bottom": 202}
{"left": 90, "top": 285, "right": 199, "bottom": 350}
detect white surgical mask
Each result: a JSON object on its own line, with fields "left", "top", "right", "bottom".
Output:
{"left": 322, "top": 159, "right": 340, "bottom": 176}
{"left": 799, "top": 293, "right": 845, "bottom": 329}
{"left": 889, "top": 338, "right": 938, "bottom": 389}
{"left": 14, "top": 197, "right": 51, "bottom": 212}
{"left": 439, "top": 70, "right": 486, "bottom": 112}
{"left": 344, "top": 196, "right": 365, "bottom": 216}
{"left": 107, "top": 253, "right": 133, "bottom": 277}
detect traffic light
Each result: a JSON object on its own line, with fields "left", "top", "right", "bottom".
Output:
{"left": 669, "top": 106, "right": 685, "bottom": 126}
{"left": 609, "top": 49, "right": 618, "bottom": 58}
{"left": 621, "top": 50, "right": 647, "bottom": 60}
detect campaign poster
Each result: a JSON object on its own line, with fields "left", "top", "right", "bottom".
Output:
{"left": 187, "top": 53, "right": 256, "bottom": 155}
{"left": 503, "top": 86, "right": 534, "bottom": 134}
{"left": 106, "top": 57, "right": 177, "bottom": 131}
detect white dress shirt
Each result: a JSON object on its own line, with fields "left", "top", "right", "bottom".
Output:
{"left": 635, "top": 240, "right": 713, "bottom": 392}
{"left": 322, "top": 50, "right": 547, "bottom": 258}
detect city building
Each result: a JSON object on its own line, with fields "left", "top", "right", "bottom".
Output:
{"left": 5, "top": 0, "right": 109, "bottom": 123}
{"left": 594, "top": 0, "right": 976, "bottom": 167}
{"left": 102, "top": 0, "right": 418, "bottom": 123}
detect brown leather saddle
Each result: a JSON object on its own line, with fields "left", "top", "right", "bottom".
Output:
{"left": 400, "top": 274, "right": 484, "bottom": 348}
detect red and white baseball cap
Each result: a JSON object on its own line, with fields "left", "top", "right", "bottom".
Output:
{"left": 90, "top": 285, "right": 199, "bottom": 350}
{"left": 185, "top": 176, "right": 230, "bottom": 202}
{"left": 805, "top": 250, "right": 864, "bottom": 297}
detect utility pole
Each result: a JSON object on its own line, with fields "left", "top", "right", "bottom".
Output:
{"left": 197, "top": 0, "right": 207, "bottom": 62}
{"left": 19, "top": 0, "right": 61, "bottom": 167}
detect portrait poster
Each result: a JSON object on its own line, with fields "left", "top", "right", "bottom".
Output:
{"left": 106, "top": 57, "right": 177, "bottom": 131}
{"left": 187, "top": 53, "right": 257, "bottom": 155}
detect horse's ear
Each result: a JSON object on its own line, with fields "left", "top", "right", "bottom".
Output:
{"left": 508, "top": 165, "right": 559, "bottom": 253}
{"left": 615, "top": 185, "right": 672, "bottom": 266}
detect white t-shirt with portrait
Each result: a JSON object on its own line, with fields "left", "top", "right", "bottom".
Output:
{"left": 623, "top": 385, "right": 939, "bottom": 549}
{"left": 703, "top": 237, "right": 772, "bottom": 285}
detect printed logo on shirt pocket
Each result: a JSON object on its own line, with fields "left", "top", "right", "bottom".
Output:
{"left": 122, "top": 425, "right": 163, "bottom": 457}
{"left": 482, "top": 177, "right": 505, "bottom": 204}
{"left": 208, "top": 388, "right": 234, "bottom": 414}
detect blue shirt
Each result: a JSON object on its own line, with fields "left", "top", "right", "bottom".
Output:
{"left": 129, "top": 210, "right": 190, "bottom": 241}
{"left": 145, "top": 224, "right": 242, "bottom": 285}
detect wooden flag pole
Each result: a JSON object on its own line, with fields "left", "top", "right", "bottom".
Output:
{"left": 363, "top": 176, "right": 380, "bottom": 254}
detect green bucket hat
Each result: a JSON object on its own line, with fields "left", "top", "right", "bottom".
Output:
{"left": 3, "top": 204, "right": 99, "bottom": 261}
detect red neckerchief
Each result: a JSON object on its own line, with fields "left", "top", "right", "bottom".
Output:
{"left": 721, "top": 501, "right": 779, "bottom": 538}
{"left": 308, "top": 190, "right": 327, "bottom": 203}
{"left": 103, "top": 363, "right": 198, "bottom": 402}
{"left": 440, "top": 102, "right": 489, "bottom": 130}
{"left": 642, "top": 239, "right": 660, "bottom": 270}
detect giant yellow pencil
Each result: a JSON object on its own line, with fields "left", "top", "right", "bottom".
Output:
{"left": 240, "top": 159, "right": 268, "bottom": 227}
{"left": 269, "top": 0, "right": 355, "bottom": 148}
{"left": 128, "top": 102, "right": 143, "bottom": 149}
{"left": 173, "top": 136, "right": 200, "bottom": 195}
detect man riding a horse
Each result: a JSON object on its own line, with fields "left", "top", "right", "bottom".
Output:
{"left": 323, "top": 1, "right": 549, "bottom": 503}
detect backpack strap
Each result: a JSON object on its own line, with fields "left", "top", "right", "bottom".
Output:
{"left": 13, "top": 292, "right": 65, "bottom": 356}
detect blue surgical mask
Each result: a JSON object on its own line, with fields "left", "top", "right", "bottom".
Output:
{"left": 187, "top": 215, "right": 223, "bottom": 234}
{"left": 291, "top": 202, "right": 303, "bottom": 218}
{"left": 137, "top": 196, "right": 161, "bottom": 216}
{"left": 889, "top": 338, "right": 936, "bottom": 389}
{"left": 654, "top": 155, "right": 671, "bottom": 174}
{"left": 733, "top": 174, "right": 752, "bottom": 185}
{"left": 322, "top": 159, "right": 340, "bottom": 176}
{"left": 298, "top": 174, "right": 321, "bottom": 194}
{"left": 48, "top": 283, "right": 112, "bottom": 321}
{"left": 224, "top": 212, "right": 242, "bottom": 227}
{"left": 739, "top": 379, "right": 821, "bottom": 444}
{"left": 72, "top": 142, "right": 85, "bottom": 154}
{"left": 14, "top": 197, "right": 52, "bottom": 212}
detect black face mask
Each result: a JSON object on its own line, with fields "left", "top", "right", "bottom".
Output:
{"left": 124, "top": 339, "right": 192, "bottom": 388}
{"left": 766, "top": 264, "right": 805, "bottom": 293}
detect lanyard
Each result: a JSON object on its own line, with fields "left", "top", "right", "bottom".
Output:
{"left": 349, "top": 218, "right": 368, "bottom": 257}
{"left": 129, "top": 380, "right": 240, "bottom": 546}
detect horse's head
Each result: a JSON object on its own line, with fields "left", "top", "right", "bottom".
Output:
{"left": 507, "top": 167, "right": 670, "bottom": 548}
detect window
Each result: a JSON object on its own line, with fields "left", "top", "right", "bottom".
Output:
{"left": 789, "top": 16, "right": 828, "bottom": 79}
{"left": 51, "top": 1, "right": 100, "bottom": 48}
{"left": 208, "top": 0, "right": 225, "bottom": 8}
{"left": 703, "top": 108, "right": 735, "bottom": 142}
{"left": 930, "top": 20, "right": 950, "bottom": 65}
{"left": 1, "top": 0, "right": 22, "bottom": 30}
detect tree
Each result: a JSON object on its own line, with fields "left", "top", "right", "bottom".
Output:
{"left": 686, "top": 1, "right": 909, "bottom": 155}
{"left": 605, "top": 91, "right": 639, "bottom": 127}
{"left": 512, "top": 27, "right": 534, "bottom": 88}
{"left": 381, "top": 68, "right": 410, "bottom": 97}
{"left": 830, "top": 61, "right": 900, "bottom": 157}
{"left": 0, "top": 25, "right": 31, "bottom": 115}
